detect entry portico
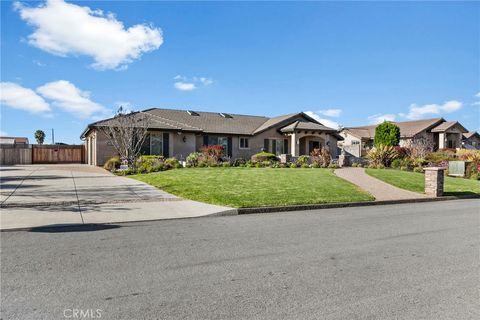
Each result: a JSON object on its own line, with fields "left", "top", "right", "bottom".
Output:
{"left": 280, "top": 121, "right": 340, "bottom": 157}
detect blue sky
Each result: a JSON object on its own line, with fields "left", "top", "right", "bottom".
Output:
{"left": 1, "top": 0, "right": 479, "bottom": 144}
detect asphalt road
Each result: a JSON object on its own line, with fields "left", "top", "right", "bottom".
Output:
{"left": 1, "top": 200, "right": 479, "bottom": 320}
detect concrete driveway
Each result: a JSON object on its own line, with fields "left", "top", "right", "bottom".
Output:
{"left": 0, "top": 165, "right": 234, "bottom": 230}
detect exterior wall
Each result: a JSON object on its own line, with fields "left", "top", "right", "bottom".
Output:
{"left": 464, "top": 136, "right": 480, "bottom": 149}
{"left": 339, "top": 131, "right": 362, "bottom": 157}
{"left": 93, "top": 130, "right": 117, "bottom": 166}
{"left": 172, "top": 132, "right": 195, "bottom": 160}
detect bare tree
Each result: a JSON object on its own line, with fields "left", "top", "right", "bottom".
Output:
{"left": 411, "top": 136, "right": 433, "bottom": 159}
{"left": 98, "top": 107, "right": 152, "bottom": 167}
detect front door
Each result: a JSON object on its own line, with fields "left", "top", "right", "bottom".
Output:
{"left": 308, "top": 141, "right": 320, "bottom": 153}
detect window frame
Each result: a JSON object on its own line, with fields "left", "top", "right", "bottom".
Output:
{"left": 239, "top": 137, "right": 250, "bottom": 149}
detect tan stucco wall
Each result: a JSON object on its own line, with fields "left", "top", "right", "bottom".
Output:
{"left": 172, "top": 132, "right": 196, "bottom": 160}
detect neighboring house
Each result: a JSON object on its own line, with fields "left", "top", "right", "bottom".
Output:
{"left": 462, "top": 132, "right": 480, "bottom": 149}
{"left": 340, "top": 118, "right": 469, "bottom": 157}
{"left": 0, "top": 136, "right": 29, "bottom": 145}
{"left": 81, "top": 108, "right": 343, "bottom": 166}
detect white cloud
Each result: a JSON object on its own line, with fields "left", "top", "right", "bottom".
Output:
{"left": 368, "top": 113, "right": 396, "bottom": 124}
{"left": 15, "top": 0, "right": 163, "bottom": 70}
{"left": 37, "top": 80, "right": 108, "bottom": 118}
{"left": 402, "top": 100, "right": 463, "bottom": 120}
{"left": 475, "top": 92, "right": 480, "bottom": 98}
{"left": 0, "top": 82, "right": 50, "bottom": 113}
{"left": 473, "top": 92, "right": 480, "bottom": 106}
{"left": 304, "top": 111, "right": 340, "bottom": 130}
{"left": 318, "top": 108, "right": 342, "bottom": 117}
{"left": 173, "top": 75, "right": 213, "bottom": 91}
{"left": 174, "top": 82, "right": 196, "bottom": 91}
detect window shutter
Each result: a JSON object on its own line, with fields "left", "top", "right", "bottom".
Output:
{"left": 264, "top": 139, "right": 269, "bottom": 152}
{"left": 284, "top": 139, "right": 288, "bottom": 154}
{"left": 140, "top": 134, "right": 150, "bottom": 155}
{"left": 272, "top": 140, "right": 277, "bottom": 155}
{"left": 162, "top": 133, "right": 169, "bottom": 157}
{"left": 227, "top": 137, "right": 233, "bottom": 157}
{"left": 203, "top": 135, "right": 209, "bottom": 147}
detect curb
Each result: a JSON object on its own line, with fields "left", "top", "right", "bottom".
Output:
{"left": 236, "top": 195, "right": 480, "bottom": 215}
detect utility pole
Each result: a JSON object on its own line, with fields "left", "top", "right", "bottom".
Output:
{"left": 51, "top": 128, "right": 55, "bottom": 144}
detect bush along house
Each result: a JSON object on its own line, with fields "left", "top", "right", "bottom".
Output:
{"left": 80, "top": 108, "right": 343, "bottom": 166}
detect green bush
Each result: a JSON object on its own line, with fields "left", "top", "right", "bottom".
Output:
{"left": 198, "top": 161, "right": 207, "bottom": 168}
{"left": 233, "top": 158, "right": 246, "bottom": 167}
{"left": 400, "top": 166, "right": 409, "bottom": 171}
{"left": 252, "top": 152, "right": 278, "bottom": 163}
{"left": 377, "top": 164, "right": 385, "bottom": 169}
{"left": 186, "top": 152, "right": 201, "bottom": 167}
{"left": 296, "top": 155, "right": 309, "bottom": 166}
{"left": 222, "top": 162, "right": 231, "bottom": 167}
{"left": 312, "top": 162, "right": 321, "bottom": 168}
{"left": 351, "top": 162, "right": 358, "bottom": 167}
{"left": 328, "top": 163, "right": 339, "bottom": 169}
{"left": 426, "top": 150, "right": 456, "bottom": 163}
{"left": 374, "top": 121, "right": 400, "bottom": 147}
{"left": 391, "top": 158, "right": 402, "bottom": 169}
{"left": 367, "top": 146, "right": 399, "bottom": 167}
{"left": 413, "top": 166, "right": 424, "bottom": 173}
{"left": 164, "top": 158, "right": 181, "bottom": 169}
{"left": 104, "top": 156, "right": 120, "bottom": 171}
{"left": 290, "top": 163, "right": 298, "bottom": 168}
{"left": 300, "top": 163, "right": 310, "bottom": 168}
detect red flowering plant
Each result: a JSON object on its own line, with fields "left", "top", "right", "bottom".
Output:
{"left": 200, "top": 145, "right": 224, "bottom": 165}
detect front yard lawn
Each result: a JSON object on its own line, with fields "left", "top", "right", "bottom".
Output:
{"left": 131, "top": 168, "right": 373, "bottom": 207}
{"left": 366, "top": 169, "right": 480, "bottom": 196}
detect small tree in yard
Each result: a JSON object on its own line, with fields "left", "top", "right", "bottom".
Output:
{"left": 374, "top": 121, "right": 400, "bottom": 147}
{"left": 98, "top": 107, "right": 152, "bottom": 167}
{"left": 34, "top": 130, "right": 45, "bottom": 144}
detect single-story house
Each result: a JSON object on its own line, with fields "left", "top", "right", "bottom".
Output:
{"left": 81, "top": 108, "right": 343, "bottom": 166}
{"left": 340, "top": 118, "right": 468, "bottom": 157}
{"left": 462, "top": 132, "right": 480, "bottom": 149}
{"left": 0, "top": 136, "right": 29, "bottom": 145}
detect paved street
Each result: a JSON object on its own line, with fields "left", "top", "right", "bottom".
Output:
{"left": 1, "top": 199, "right": 479, "bottom": 320}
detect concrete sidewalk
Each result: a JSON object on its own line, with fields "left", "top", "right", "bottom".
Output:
{"left": 1, "top": 165, "right": 235, "bottom": 230}
{"left": 334, "top": 167, "right": 430, "bottom": 201}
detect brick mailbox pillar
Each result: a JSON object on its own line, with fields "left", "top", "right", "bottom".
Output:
{"left": 423, "top": 167, "right": 445, "bottom": 197}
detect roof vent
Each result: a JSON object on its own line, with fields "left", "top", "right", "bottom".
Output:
{"left": 187, "top": 110, "right": 199, "bottom": 116}
{"left": 219, "top": 112, "right": 232, "bottom": 118}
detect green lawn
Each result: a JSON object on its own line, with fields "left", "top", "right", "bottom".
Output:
{"left": 131, "top": 168, "right": 373, "bottom": 207}
{"left": 366, "top": 168, "right": 480, "bottom": 196}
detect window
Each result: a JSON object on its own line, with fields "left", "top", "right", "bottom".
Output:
{"left": 208, "top": 136, "right": 229, "bottom": 155}
{"left": 265, "top": 139, "right": 287, "bottom": 155}
{"left": 239, "top": 138, "right": 249, "bottom": 149}
{"left": 150, "top": 133, "right": 163, "bottom": 155}
{"left": 352, "top": 140, "right": 360, "bottom": 145}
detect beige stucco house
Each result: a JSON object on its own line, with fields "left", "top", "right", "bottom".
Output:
{"left": 339, "top": 118, "right": 469, "bottom": 158}
{"left": 463, "top": 132, "right": 480, "bottom": 149}
{"left": 81, "top": 108, "right": 343, "bottom": 166}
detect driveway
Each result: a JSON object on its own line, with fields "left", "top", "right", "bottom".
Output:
{"left": 0, "top": 165, "right": 234, "bottom": 230}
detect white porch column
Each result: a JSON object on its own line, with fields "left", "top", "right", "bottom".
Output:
{"left": 291, "top": 132, "right": 299, "bottom": 156}
{"left": 439, "top": 133, "right": 446, "bottom": 149}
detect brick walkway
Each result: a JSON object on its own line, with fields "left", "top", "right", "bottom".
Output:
{"left": 334, "top": 167, "right": 429, "bottom": 201}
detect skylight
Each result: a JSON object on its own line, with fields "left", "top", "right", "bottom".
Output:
{"left": 219, "top": 112, "right": 232, "bottom": 118}
{"left": 187, "top": 110, "right": 199, "bottom": 116}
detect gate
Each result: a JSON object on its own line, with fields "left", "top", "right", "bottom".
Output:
{"left": 32, "top": 145, "right": 85, "bottom": 164}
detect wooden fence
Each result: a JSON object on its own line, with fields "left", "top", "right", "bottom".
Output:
{"left": 0, "top": 144, "right": 85, "bottom": 165}
{"left": 0, "top": 144, "right": 32, "bottom": 165}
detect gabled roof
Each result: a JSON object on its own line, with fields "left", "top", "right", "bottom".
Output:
{"left": 252, "top": 113, "right": 299, "bottom": 134}
{"left": 463, "top": 131, "right": 480, "bottom": 139}
{"left": 431, "top": 121, "right": 468, "bottom": 133}
{"left": 343, "top": 118, "right": 445, "bottom": 139}
{"left": 280, "top": 120, "right": 336, "bottom": 133}
{"left": 0, "top": 136, "right": 29, "bottom": 144}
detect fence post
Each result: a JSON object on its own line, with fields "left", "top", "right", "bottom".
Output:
{"left": 423, "top": 167, "right": 445, "bottom": 197}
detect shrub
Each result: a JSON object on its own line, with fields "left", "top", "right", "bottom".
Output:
{"left": 164, "top": 158, "right": 181, "bottom": 169}
{"left": 328, "top": 163, "right": 339, "bottom": 169}
{"left": 104, "top": 156, "right": 121, "bottom": 171}
{"left": 374, "top": 121, "right": 400, "bottom": 147}
{"left": 391, "top": 158, "right": 402, "bottom": 169}
{"left": 426, "top": 150, "right": 456, "bottom": 163}
{"left": 367, "top": 145, "right": 399, "bottom": 166}
{"left": 300, "top": 163, "right": 310, "bottom": 168}
{"left": 400, "top": 166, "right": 409, "bottom": 171}
{"left": 413, "top": 166, "right": 424, "bottom": 173}
{"left": 351, "top": 162, "right": 358, "bottom": 167}
{"left": 290, "top": 163, "right": 298, "bottom": 168}
{"left": 261, "top": 160, "right": 273, "bottom": 167}
{"left": 470, "top": 173, "right": 479, "bottom": 180}
{"left": 393, "top": 146, "right": 411, "bottom": 159}
{"left": 210, "top": 162, "right": 218, "bottom": 167}
{"left": 245, "top": 161, "right": 254, "bottom": 168}
{"left": 457, "top": 149, "right": 480, "bottom": 164}
{"left": 296, "top": 155, "right": 310, "bottom": 166}
{"left": 200, "top": 145, "right": 224, "bottom": 165}
{"left": 186, "top": 152, "right": 201, "bottom": 167}
{"left": 310, "top": 148, "right": 331, "bottom": 167}
{"left": 368, "top": 164, "right": 377, "bottom": 169}
{"left": 465, "top": 162, "right": 478, "bottom": 179}
{"left": 222, "top": 162, "right": 231, "bottom": 167}
{"left": 312, "top": 162, "right": 321, "bottom": 168}
{"left": 135, "top": 155, "right": 164, "bottom": 173}
{"left": 252, "top": 152, "right": 278, "bottom": 163}
{"left": 233, "top": 158, "right": 246, "bottom": 167}
{"left": 376, "top": 164, "right": 385, "bottom": 169}
{"left": 198, "top": 161, "right": 207, "bottom": 168}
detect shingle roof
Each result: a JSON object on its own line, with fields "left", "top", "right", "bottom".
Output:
{"left": 83, "top": 108, "right": 342, "bottom": 138}
{"left": 280, "top": 121, "right": 336, "bottom": 132}
{"left": 463, "top": 131, "right": 479, "bottom": 139}
{"left": 344, "top": 118, "right": 445, "bottom": 139}
{"left": 431, "top": 121, "right": 468, "bottom": 133}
